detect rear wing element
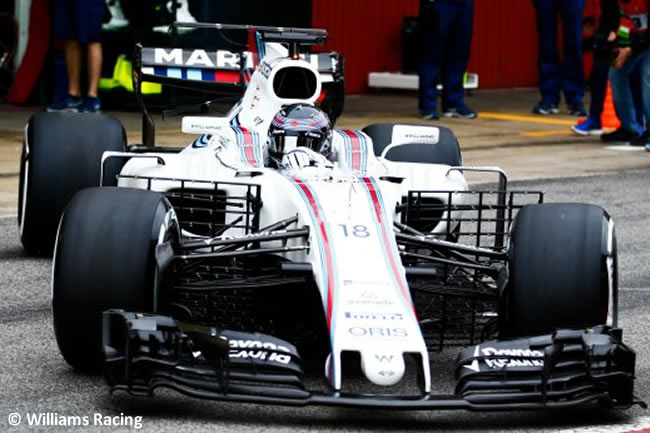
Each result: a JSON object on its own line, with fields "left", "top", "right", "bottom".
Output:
{"left": 132, "top": 23, "right": 345, "bottom": 147}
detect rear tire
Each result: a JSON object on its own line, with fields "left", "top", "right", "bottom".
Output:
{"left": 18, "top": 112, "right": 126, "bottom": 256}
{"left": 362, "top": 123, "right": 462, "bottom": 166}
{"left": 499, "top": 203, "right": 617, "bottom": 338}
{"left": 52, "top": 187, "right": 176, "bottom": 372}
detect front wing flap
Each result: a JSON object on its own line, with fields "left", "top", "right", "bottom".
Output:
{"left": 103, "top": 310, "right": 644, "bottom": 410}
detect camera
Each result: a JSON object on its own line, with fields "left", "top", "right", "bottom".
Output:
{"left": 593, "top": 32, "right": 617, "bottom": 64}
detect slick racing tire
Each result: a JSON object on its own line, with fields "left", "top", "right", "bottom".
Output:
{"left": 499, "top": 203, "right": 617, "bottom": 338}
{"left": 52, "top": 187, "right": 176, "bottom": 373}
{"left": 362, "top": 123, "right": 462, "bottom": 166}
{"left": 18, "top": 112, "right": 126, "bottom": 256}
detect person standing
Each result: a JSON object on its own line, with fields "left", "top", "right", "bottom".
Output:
{"left": 418, "top": 0, "right": 477, "bottom": 120}
{"left": 599, "top": 0, "right": 650, "bottom": 148}
{"left": 46, "top": 0, "right": 105, "bottom": 113}
{"left": 532, "top": 0, "right": 587, "bottom": 116}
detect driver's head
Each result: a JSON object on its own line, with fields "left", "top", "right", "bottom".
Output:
{"left": 268, "top": 104, "right": 332, "bottom": 161}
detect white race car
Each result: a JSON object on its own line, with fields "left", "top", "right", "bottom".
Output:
{"left": 18, "top": 23, "right": 642, "bottom": 411}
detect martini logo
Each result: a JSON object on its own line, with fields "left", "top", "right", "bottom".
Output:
{"left": 147, "top": 48, "right": 254, "bottom": 70}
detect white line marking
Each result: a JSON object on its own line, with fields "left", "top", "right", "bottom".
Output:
{"left": 605, "top": 145, "right": 646, "bottom": 151}
{"left": 555, "top": 415, "right": 650, "bottom": 433}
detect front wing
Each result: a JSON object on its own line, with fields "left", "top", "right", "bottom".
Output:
{"left": 103, "top": 310, "right": 644, "bottom": 411}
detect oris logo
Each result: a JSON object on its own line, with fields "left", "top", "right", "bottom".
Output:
{"left": 347, "top": 327, "right": 408, "bottom": 338}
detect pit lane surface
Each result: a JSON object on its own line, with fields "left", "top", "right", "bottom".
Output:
{"left": 0, "top": 170, "right": 649, "bottom": 433}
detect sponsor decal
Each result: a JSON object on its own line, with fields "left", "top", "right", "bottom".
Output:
{"left": 344, "top": 312, "right": 404, "bottom": 321}
{"left": 404, "top": 133, "right": 438, "bottom": 141}
{"left": 464, "top": 346, "right": 544, "bottom": 371}
{"left": 375, "top": 354, "right": 394, "bottom": 362}
{"left": 347, "top": 327, "right": 408, "bottom": 338}
{"left": 259, "top": 61, "right": 272, "bottom": 79}
{"left": 346, "top": 299, "right": 395, "bottom": 306}
{"left": 391, "top": 125, "right": 440, "bottom": 145}
{"left": 481, "top": 347, "right": 544, "bottom": 369}
{"left": 149, "top": 48, "right": 252, "bottom": 70}
{"left": 228, "top": 339, "right": 292, "bottom": 365}
{"left": 378, "top": 370, "right": 396, "bottom": 377}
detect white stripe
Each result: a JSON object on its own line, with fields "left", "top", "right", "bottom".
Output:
{"left": 167, "top": 68, "right": 182, "bottom": 78}
{"left": 19, "top": 123, "right": 29, "bottom": 237}
{"left": 187, "top": 69, "right": 202, "bottom": 80}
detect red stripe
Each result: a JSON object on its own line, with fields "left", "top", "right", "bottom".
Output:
{"left": 247, "top": 27, "right": 260, "bottom": 67}
{"left": 362, "top": 177, "right": 415, "bottom": 314}
{"left": 214, "top": 70, "right": 240, "bottom": 84}
{"left": 239, "top": 127, "right": 258, "bottom": 167}
{"left": 290, "top": 176, "right": 335, "bottom": 330}
{"left": 343, "top": 130, "right": 361, "bottom": 171}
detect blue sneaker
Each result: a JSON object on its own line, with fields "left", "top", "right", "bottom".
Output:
{"left": 571, "top": 116, "right": 602, "bottom": 136}
{"left": 646, "top": 142, "right": 650, "bottom": 152}
{"left": 443, "top": 102, "right": 477, "bottom": 119}
{"left": 46, "top": 94, "right": 82, "bottom": 112}
{"left": 80, "top": 96, "right": 102, "bottom": 113}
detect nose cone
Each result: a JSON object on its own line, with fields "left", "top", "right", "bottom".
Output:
{"left": 360, "top": 351, "right": 405, "bottom": 386}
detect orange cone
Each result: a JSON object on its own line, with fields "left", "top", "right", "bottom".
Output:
{"left": 601, "top": 81, "right": 620, "bottom": 131}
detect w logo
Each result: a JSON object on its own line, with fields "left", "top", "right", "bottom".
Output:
{"left": 375, "top": 354, "right": 393, "bottom": 362}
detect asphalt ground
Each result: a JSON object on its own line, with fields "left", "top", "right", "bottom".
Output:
{"left": 0, "top": 169, "right": 648, "bottom": 433}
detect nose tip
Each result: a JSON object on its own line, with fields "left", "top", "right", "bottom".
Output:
{"left": 361, "top": 351, "right": 405, "bottom": 386}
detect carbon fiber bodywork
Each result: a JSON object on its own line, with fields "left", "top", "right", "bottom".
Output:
{"left": 103, "top": 311, "right": 644, "bottom": 410}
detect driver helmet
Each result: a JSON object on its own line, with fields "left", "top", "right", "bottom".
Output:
{"left": 268, "top": 104, "right": 332, "bottom": 163}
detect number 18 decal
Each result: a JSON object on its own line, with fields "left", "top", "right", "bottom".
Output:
{"left": 339, "top": 224, "right": 370, "bottom": 238}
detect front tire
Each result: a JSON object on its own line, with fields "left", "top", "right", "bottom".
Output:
{"left": 18, "top": 112, "right": 126, "bottom": 256}
{"left": 499, "top": 203, "right": 617, "bottom": 338}
{"left": 52, "top": 187, "right": 176, "bottom": 372}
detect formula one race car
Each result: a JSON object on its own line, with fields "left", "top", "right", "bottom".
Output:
{"left": 18, "top": 23, "right": 644, "bottom": 411}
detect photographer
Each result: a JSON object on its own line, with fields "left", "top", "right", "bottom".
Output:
{"left": 599, "top": 0, "right": 650, "bottom": 147}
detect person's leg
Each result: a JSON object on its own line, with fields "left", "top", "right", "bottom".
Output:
{"left": 87, "top": 43, "right": 102, "bottom": 98}
{"left": 418, "top": 5, "right": 442, "bottom": 116}
{"left": 588, "top": 61, "right": 609, "bottom": 120}
{"left": 76, "top": 0, "right": 105, "bottom": 111}
{"left": 64, "top": 41, "right": 82, "bottom": 97}
{"left": 533, "top": 0, "right": 561, "bottom": 106}
{"left": 608, "top": 54, "right": 643, "bottom": 133}
{"left": 637, "top": 50, "right": 650, "bottom": 133}
{"left": 418, "top": 2, "right": 455, "bottom": 116}
{"left": 630, "top": 66, "right": 645, "bottom": 130}
{"left": 441, "top": 0, "right": 474, "bottom": 112}
{"left": 559, "top": 0, "right": 586, "bottom": 107}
